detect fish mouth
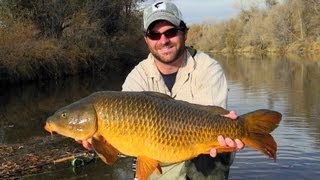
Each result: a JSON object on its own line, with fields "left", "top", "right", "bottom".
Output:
{"left": 44, "top": 122, "right": 54, "bottom": 135}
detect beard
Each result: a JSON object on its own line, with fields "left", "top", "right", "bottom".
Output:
{"left": 149, "top": 43, "right": 185, "bottom": 65}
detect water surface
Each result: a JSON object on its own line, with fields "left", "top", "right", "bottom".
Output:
{"left": 216, "top": 54, "right": 320, "bottom": 180}
{"left": 1, "top": 54, "right": 319, "bottom": 179}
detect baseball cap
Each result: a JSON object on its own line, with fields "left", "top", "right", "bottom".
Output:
{"left": 143, "top": 1, "right": 183, "bottom": 31}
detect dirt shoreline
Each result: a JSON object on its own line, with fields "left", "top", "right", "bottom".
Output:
{"left": 0, "top": 136, "right": 88, "bottom": 179}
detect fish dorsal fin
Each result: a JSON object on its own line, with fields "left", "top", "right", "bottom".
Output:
{"left": 136, "top": 156, "right": 162, "bottom": 180}
{"left": 91, "top": 134, "right": 119, "bottom": 165}
{"left": 143, "top": 91, "right": 173, "bottom": 99}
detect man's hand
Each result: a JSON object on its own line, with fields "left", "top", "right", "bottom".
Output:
{"left": 209, "top": 110, "right": 244, "bottom": 157}
{"left": 77, "top": 139, "right": 93, "bottom": 151}
{"left": 209, "top": 136, "right": 244, "bottom": 157}
{"left": 224, "top": 110, "right": 237, "bottom": 119}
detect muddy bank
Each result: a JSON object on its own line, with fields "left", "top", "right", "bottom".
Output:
{"left": 0, "top": 136, "right": 88, "bottom": 178}
{"left": 0, "top": 135, "right": 136, "bottom": 179}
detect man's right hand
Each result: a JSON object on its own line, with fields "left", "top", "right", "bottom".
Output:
{"left": 77, "top": 139, "right": 93, "bottom": 151}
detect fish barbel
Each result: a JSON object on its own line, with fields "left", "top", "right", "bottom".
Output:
{"left": 44, "top": 91, "right": 281, "bottom": 180}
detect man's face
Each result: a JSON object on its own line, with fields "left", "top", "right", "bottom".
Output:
{"left": 144, "top": 21, "right": 187, "bottom": 65}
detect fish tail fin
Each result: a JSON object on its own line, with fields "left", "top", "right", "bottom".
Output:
{"left": 241, "top": 109, "right": 282, "bottom": 160}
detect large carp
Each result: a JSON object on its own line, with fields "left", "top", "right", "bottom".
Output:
{"left": 44, "top": 91, "right": 281, "bottom": 180}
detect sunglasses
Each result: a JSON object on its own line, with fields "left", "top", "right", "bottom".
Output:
{"left": 145, "top": 28, "right": 182, "bottom": 40}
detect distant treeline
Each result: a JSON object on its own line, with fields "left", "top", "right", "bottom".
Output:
{"left": 187, "top": 0, "right": 320, "bottom": 54}
{"left": 0, "top": 0, "right": 148, "bottom": 83}
{"left": 1, "top": 0, "right": 319, "bottom": 83}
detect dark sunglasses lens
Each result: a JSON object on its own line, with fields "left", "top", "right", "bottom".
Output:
{"left": 146, "top": 28, "right": 180, "bottom": 40}
{"left": 147, "top": 31, "right": 161, "bottom": 40}
{"left": 164, "top": 28, "right": 179, "bottom": 38}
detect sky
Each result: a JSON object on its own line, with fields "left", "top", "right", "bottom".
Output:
{"left": 140, "top": 0, "right": 242, "bottom": 25}
{"left": 173, "top": 0, "right": 241, "bottom": 24}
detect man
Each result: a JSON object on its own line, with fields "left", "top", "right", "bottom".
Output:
{"left": 122, "top": 1, "right": 243, "bottom": 179}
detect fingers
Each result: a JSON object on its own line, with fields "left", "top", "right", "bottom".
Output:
{"left": 235, "top": 139, "right": 244, "bottom": 149}
{"left": 218, "top": 135, "right": 227, "bottom": 146}
{"left": 218, "top": 136, "right": 244, "bottom": 149}
{"left": 225, "top": 137, "right": 235, "bottom": 147}
{"left": 209, "top": 148, "right": 217, "bottom": 157}
{"left": 210, "top": 135, "right": 227, "bottom": 157}
{"left": 208, "top": 136, "right": 245, "bottom": 158}
{"left": 223, "top": 111, "right": 238, "bottom": 120}
{"left": 77, "top": 140, "right": 94, "bottom": 151}
{"left": 82, "top": 140, "right": 93, "bottom": 151}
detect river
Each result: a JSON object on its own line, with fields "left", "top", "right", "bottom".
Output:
{"left": 1, "top": 54, "right": 319, "bottom": 179}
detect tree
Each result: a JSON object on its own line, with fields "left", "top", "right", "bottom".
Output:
{"left": 0, "top": 0, "right": 148, "bottom": 82}
{"left": 188, "top": 0, "right": 319, "bottom": 53}
{"left": 0, "top": 0, "right": 146, "bottom": 38}
{"left": 265, "top": 5, "right": 293, "bottom": 47}
{"left": 265, "top": 0, "right": 278, "bottom": 9}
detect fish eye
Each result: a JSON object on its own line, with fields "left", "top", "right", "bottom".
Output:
{"left": 61, "top": 112, "right": 68, "bottom": 118}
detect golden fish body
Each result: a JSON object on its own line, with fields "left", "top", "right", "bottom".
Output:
{"left": 96, "top": 92, "right": 246, "bottom": 162}
{"left": 45, "top": 91, "right": 281, "bottom": 180}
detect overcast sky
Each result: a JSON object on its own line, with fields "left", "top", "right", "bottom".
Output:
{"left": 141, "top": 0, "right": 242, "bottom": 24}
{"left": 173, "top": 0, "right": 241, "bottom": 24}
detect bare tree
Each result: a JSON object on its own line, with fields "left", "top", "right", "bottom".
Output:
{"left": 265, "top": 0, "right": 278, "bottom": 9}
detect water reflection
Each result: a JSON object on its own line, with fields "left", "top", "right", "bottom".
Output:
{"left": 216, "top": 54, "right": 320, "bottom": 122}
{"left": 212, "top": 53, "right": 320, "bottom": 179}
{"left": 0, "top": 71, "right": 125, "bottom": 144}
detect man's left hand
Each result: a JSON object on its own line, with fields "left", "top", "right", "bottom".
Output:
{"left": 209, "top": 110, "right": 245, "bottom": 157}
{"left": 209, "top": 136, "right": 244, "bottom": 157}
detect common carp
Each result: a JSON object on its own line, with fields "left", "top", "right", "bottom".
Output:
{"left": 44, "top": 91, "right": 281, "bottom": 180}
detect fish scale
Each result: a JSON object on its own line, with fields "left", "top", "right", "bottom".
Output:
{"left": 45, "top": 91, "right": 281, "bottom": 180}
{"left": 92, "top": 92, "right": 244, "bottom": 163}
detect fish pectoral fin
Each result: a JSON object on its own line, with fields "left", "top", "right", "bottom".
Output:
{"left": 91, "top": 134, "right": 119, "bottom": 165}
{"left": 136, "top": 156, "right": 161, "bottom": 180}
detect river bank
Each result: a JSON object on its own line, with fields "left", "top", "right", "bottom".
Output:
{"left": 210, "top": 41, "right": 320, "bottom": 56}
{"left": 0, "top": 136, "right": 87, "bottom": 178}
{"left": 2, "top": 26, "right": 318, "bottom": 85}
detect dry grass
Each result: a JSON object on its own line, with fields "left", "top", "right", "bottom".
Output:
{"left": 0, "top": 19, "right": 93, "bottom": 82}
{"left": 0, "top": 14, "right": 146, "bottom": 83}
{"left": 307, "top": 41, "right": 320, "bottom": 53}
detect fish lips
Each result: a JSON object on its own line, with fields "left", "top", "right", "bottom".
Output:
{"left": 44, "top": 122, "right": 54, "bottom": 135}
